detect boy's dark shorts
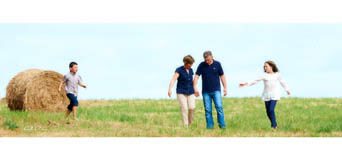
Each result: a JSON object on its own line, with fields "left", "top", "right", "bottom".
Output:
{"left": 67, "top": 93, "right": 79, "bottom": 111}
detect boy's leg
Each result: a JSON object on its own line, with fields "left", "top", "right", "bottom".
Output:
{"left": 65, "top": 110, "right": 72, "bottom": 118}
{"left": 65, "top": 110, "right": 72, "bottom": 124}
{"left": 72, "top": 106, "right": 78, "bottom": 120}
{"left": 213, "top": 91, "right": 226, "bottom": 129}
{"left": 72, "top": 94, "right": 79, "bottom": 120}
{"left": 202, "top": 92, "right": 214, "bottom": 129}
{"left": 66, "top": 94, "right": 73, "bottom": 119}
{"left": 67, "top": 93, "right": 79, "bottom": 120}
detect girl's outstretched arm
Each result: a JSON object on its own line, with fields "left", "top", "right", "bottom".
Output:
{"left": 239, "top": 76, "right": 264, "bottom": 88}
{"left": 168, "top": 73, "right": 179, "bottom": 97}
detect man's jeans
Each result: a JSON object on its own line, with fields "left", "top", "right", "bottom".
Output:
{"left": 202, "top": 91, "right": 226, "bottom": 129}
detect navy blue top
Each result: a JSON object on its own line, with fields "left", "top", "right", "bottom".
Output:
{"left": 175, "top": 66, "right": 195, "bottom": 95}
{"left": 195, "top": 60, "right": 224, "bottom": 93}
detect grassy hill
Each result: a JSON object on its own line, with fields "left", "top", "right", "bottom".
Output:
{"left": 0, "top": 98, "right": 341, "bottom": 137}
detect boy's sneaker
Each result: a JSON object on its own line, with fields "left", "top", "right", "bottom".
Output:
{"left": 65, "top": 117, "right": 71, "bottom": 124}
{"left": 66, "top": 120, "right": 71, "bottom": 124}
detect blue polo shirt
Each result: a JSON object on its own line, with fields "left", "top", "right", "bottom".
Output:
{"left": 196, "top": 60, "right": 224, "bottom": 93}
{"left": 175, "top": 66, "right": 195, "bottom": 95}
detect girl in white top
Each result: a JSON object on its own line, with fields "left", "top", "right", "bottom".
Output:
{"left": 240, "top": 61, "right": 291, "bottom": 129}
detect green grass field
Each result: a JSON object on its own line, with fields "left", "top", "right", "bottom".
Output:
{"left": 0, "top": 98, "right": 341, "bottom": 137}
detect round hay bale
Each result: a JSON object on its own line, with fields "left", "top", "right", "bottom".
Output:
{"left": 6, "top": 69, "right": 68, "bottom": 112}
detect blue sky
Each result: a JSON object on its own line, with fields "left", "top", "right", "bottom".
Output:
{"left": 0, "top": 24, "right": 341, "bottom": 99}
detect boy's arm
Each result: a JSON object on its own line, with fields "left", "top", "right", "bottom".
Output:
{"left": 78, "top": 82, "right": 87, "bottom": 88}
{"left": 58, "top": 81, "right": 64, "bottom": 92}
{"left": 78, "top": 75, "right": 87, "bottom": 88}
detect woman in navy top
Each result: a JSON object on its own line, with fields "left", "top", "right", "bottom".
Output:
{"left": 168, "top": 55, "right": 196, "bottom": 127}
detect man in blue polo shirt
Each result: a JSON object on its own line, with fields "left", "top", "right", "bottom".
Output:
{"left": 194, "top": 51, "right": 228, "bottom": 129}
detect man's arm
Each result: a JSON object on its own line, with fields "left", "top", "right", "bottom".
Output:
{"left": 193, "top": 75, "right": 200, "bottom": 97}
{"left": 220, "top": 75, "right": 228, "bottom": 96}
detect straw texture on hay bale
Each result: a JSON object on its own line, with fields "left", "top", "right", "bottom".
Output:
{"left": 6, "top": 69, "right": 68, "bottom": 112}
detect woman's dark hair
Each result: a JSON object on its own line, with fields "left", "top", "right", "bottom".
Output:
{"left": 69, "top": 62, "right": 78, "bottom": 68}
{"left": 264, "top": 60, "right": 279, "bottom": 72}
{"left": 183, "top": 55, "right": 195, "bottom": 65}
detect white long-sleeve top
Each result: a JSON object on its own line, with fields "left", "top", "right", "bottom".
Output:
{"left": 247, "top": 73, "right": 290, "bottom": 101}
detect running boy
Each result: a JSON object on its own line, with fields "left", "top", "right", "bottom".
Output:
{"left": 59, "top": 62, "right": 87, "bottom": 121}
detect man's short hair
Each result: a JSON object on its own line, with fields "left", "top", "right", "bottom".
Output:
{"left": 203, "top": 51, "right": 213, "bottom": 58}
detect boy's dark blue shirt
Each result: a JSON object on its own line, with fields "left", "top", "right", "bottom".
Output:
{"left": 175, "top": 66, "right": 195, "bottom": 95}
{"left": 196, "top": 60, "right": 224, "bottom": 93}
